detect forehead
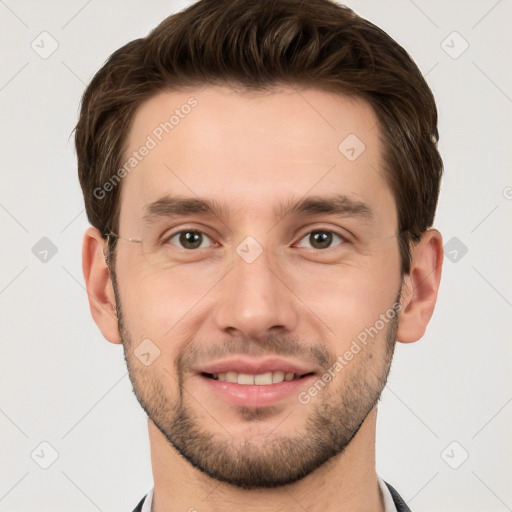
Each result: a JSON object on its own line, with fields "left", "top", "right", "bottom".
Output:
{"left": 118, "top": 85, "right": 396, "bottom": 233}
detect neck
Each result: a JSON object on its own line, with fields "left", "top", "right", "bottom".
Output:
{"left": 148, "top": 405, "right": 384, "bottom": 512}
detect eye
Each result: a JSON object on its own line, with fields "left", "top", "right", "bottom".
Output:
{"left": 166, "top": 230, "right": 214, "bottom": 250}
{"left": 295, "top": 229, "right": 347, "bottom": 250}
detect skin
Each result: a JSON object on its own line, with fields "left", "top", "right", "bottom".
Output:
{"left": 82, "top": 86, "right": 443, "bottom": 512}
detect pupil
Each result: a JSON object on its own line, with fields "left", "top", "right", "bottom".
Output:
{"left": 312, "top": 231, "right": 331, "bottom": 249}
{"left": 180, "top": 231, "right": 202, "bottom": 249}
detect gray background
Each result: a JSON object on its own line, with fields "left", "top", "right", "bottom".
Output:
{"left": 0, "top": 0, "right": 511, "bottom": 510}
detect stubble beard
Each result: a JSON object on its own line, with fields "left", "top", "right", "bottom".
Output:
{"left": 112, "top": 272, "right": 399, "bottom": 489}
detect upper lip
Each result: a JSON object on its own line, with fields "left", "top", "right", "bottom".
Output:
{"left": 196, "top": 357, "right": 317, "bottom": 376}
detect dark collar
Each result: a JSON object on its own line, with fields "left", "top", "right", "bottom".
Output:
{"left": 385, "top": 481, "right": 412, "bottom": 512}
{"left": 131, "top": 495, "right": 145, "bottom": 512}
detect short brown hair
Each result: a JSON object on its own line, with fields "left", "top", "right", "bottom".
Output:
{"left": 75, "top": 0, "right": 443, "bottom": 275}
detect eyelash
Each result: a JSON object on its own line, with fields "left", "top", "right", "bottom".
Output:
{"left": 164, "top": 227, "right": 349, "bottom": 251}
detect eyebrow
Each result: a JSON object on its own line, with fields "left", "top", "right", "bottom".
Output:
{"left": 143, "top": 193, "right": 373, "bottom": 224}
{"left": 276, "top": 194, "right": 373, "bottom": 221}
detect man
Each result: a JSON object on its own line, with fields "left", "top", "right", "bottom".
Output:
{"left": 76, "top": 0, "right": 443, "bottom": 510}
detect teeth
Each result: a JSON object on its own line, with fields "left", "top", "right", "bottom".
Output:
{"left": 254, "top": 372, "right": 272, "bottom": 385}
{"left": 272, "top": 371, "right": 285, "bottom": 384}
{"left": 238, "top": 373, "right": 255, "bottom": 385}
{"left": 225, "top": 371, "right": 238, "bottom": 383}
{"left": 213, "top": 371, "right": 300, "bottom": 385}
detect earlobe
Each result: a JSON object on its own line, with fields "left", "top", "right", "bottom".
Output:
{"left": 82, "top": 226, "right": 122, "bottom": 344}
{"left": 396, "top": 229, "right": 443, "bottom": 344}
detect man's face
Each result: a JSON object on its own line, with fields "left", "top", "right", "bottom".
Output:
{"left": 112, "top": 86, "right": 402, "bottom": 488}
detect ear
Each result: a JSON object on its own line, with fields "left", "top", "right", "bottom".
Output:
{"left": 396, "top": 229, "right": 443, "bottom": 343}
{"left": 82, "top": 226, "right": 122, "bottom": 344}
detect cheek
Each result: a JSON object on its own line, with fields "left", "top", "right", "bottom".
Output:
{"left": 289, "top": 251, "right": 401, "bottom": 344}
{"left": 117, "top": 260, "right": 223, "bottom": 343}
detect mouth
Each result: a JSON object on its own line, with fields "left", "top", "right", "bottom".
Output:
{"left": 195, "top": 357, "right": 318, "bottom": 408}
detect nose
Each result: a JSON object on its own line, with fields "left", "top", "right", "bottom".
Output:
{"left": 213, "top": 241, "right": 299, "bottom": 340}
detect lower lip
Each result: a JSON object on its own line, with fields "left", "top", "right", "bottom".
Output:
{"left": 199, "top": 374, "right": 316, "bottom": 408}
